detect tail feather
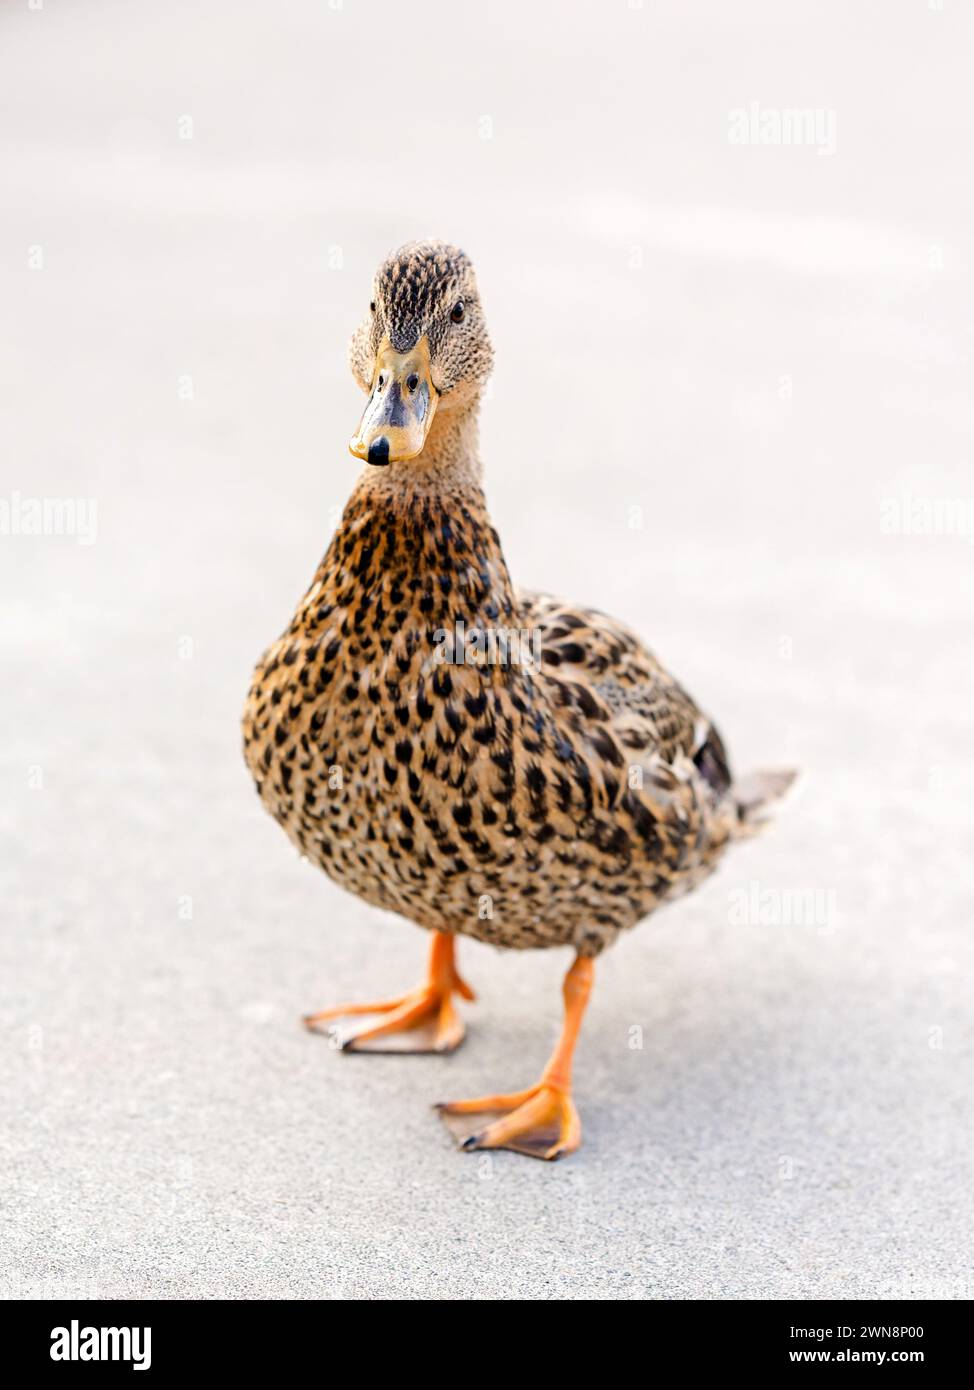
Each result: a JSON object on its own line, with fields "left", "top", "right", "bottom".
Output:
{"left": 733, "top": 768, "right": 799, "bottom": 828}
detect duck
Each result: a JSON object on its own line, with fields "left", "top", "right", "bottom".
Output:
{"left": 242, "top": 239, "right": 795, "bottom": 1160}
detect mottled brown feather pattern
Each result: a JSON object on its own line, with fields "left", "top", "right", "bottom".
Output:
{"left": 242, "top": 239, "right": 778, "bottom": 960}
{"left": 243, "top": 483, "right": 739, "bottom": 958}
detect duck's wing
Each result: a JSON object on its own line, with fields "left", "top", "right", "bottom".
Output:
{"left": 517, "top": 588, "right": 732, "bottom": 797}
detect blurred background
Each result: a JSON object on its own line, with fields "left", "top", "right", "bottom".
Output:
{"left": 2, "top": 0, "right": 972, "bottom": 1299}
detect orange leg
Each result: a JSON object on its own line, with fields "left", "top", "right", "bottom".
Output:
{"left": 303, "top": 931, "right": 474, "bottom": 1054}
{"left": 436, "top": 955, "right": 594, "bottom": 1160}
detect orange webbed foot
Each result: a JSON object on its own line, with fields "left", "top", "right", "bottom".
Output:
{"left": 436, "top": 1083, "right": 581, "bottom": 1161}
{"left": 303, "top": 932, "right": 473, "bottom": 1054}
{"left": 435, "top": 954, "right": 594, "bottom": 1161}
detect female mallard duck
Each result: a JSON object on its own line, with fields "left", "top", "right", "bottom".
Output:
{"left": 243, "top": 239, "right": 794, "bottom": 1160}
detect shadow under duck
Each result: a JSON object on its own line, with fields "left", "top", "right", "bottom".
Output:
{"left": 242, "top": 239, "right": 794, "bottom": 1160}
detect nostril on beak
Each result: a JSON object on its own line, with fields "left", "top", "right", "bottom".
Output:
{"left": 367, "top": 436, "right": 390, "bottom": 467}
{"left": 406, "top": 373, "right": 419, "bottom": 393}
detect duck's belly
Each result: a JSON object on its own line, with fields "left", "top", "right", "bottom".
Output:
{"left": 243, "top": 677, "right": 730, "bottom": 960}
{"left": 251, "top": 777, "right": 657, "bottom": 956}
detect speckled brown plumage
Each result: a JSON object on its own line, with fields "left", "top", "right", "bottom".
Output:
{"left": 241, "top": 243, "right": 788, "bottom": 960}
{"left": 243, "top": 481, "right": 739, "bottom": 954}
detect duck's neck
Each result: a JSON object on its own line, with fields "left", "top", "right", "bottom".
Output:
{"left": 319, "top": 400, "right": 518, "bottom": 630}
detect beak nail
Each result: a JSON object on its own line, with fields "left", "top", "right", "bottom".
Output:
{"left": 367, "top": 437, "right": 390, "bottom": 467}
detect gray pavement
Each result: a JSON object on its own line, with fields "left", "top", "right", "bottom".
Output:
{"left": 2, "top": 0, "right": 972, "bottom": 1299}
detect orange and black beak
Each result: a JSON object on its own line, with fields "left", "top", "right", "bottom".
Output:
{"left": 350, "top": 336, "right": 438, "bottom": 467}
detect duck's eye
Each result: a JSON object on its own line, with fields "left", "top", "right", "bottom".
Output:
{"left": 369, "top": 300, "right": 376, "bottom": 313}
{"left": 450, "top": 299, "right": 465, "bottom": 324}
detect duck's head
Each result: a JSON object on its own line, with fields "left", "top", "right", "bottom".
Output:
{"left": 348, "top": 239, "right": 494, "bottom": 467}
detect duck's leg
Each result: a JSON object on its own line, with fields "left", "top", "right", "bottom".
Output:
{"left": 303, "top": 930, "right": 474, "bottom": 1054}
{"left": 436, "top": 954, "right": 593, "bottom": 1160}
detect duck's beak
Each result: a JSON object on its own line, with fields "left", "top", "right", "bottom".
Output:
{"left": 349, "top": 336, "right": 438, "bottom": 467}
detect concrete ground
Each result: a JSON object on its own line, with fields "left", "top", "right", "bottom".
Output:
{"left": 2, "top": 0, "right": 972, "bottom": 1299}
